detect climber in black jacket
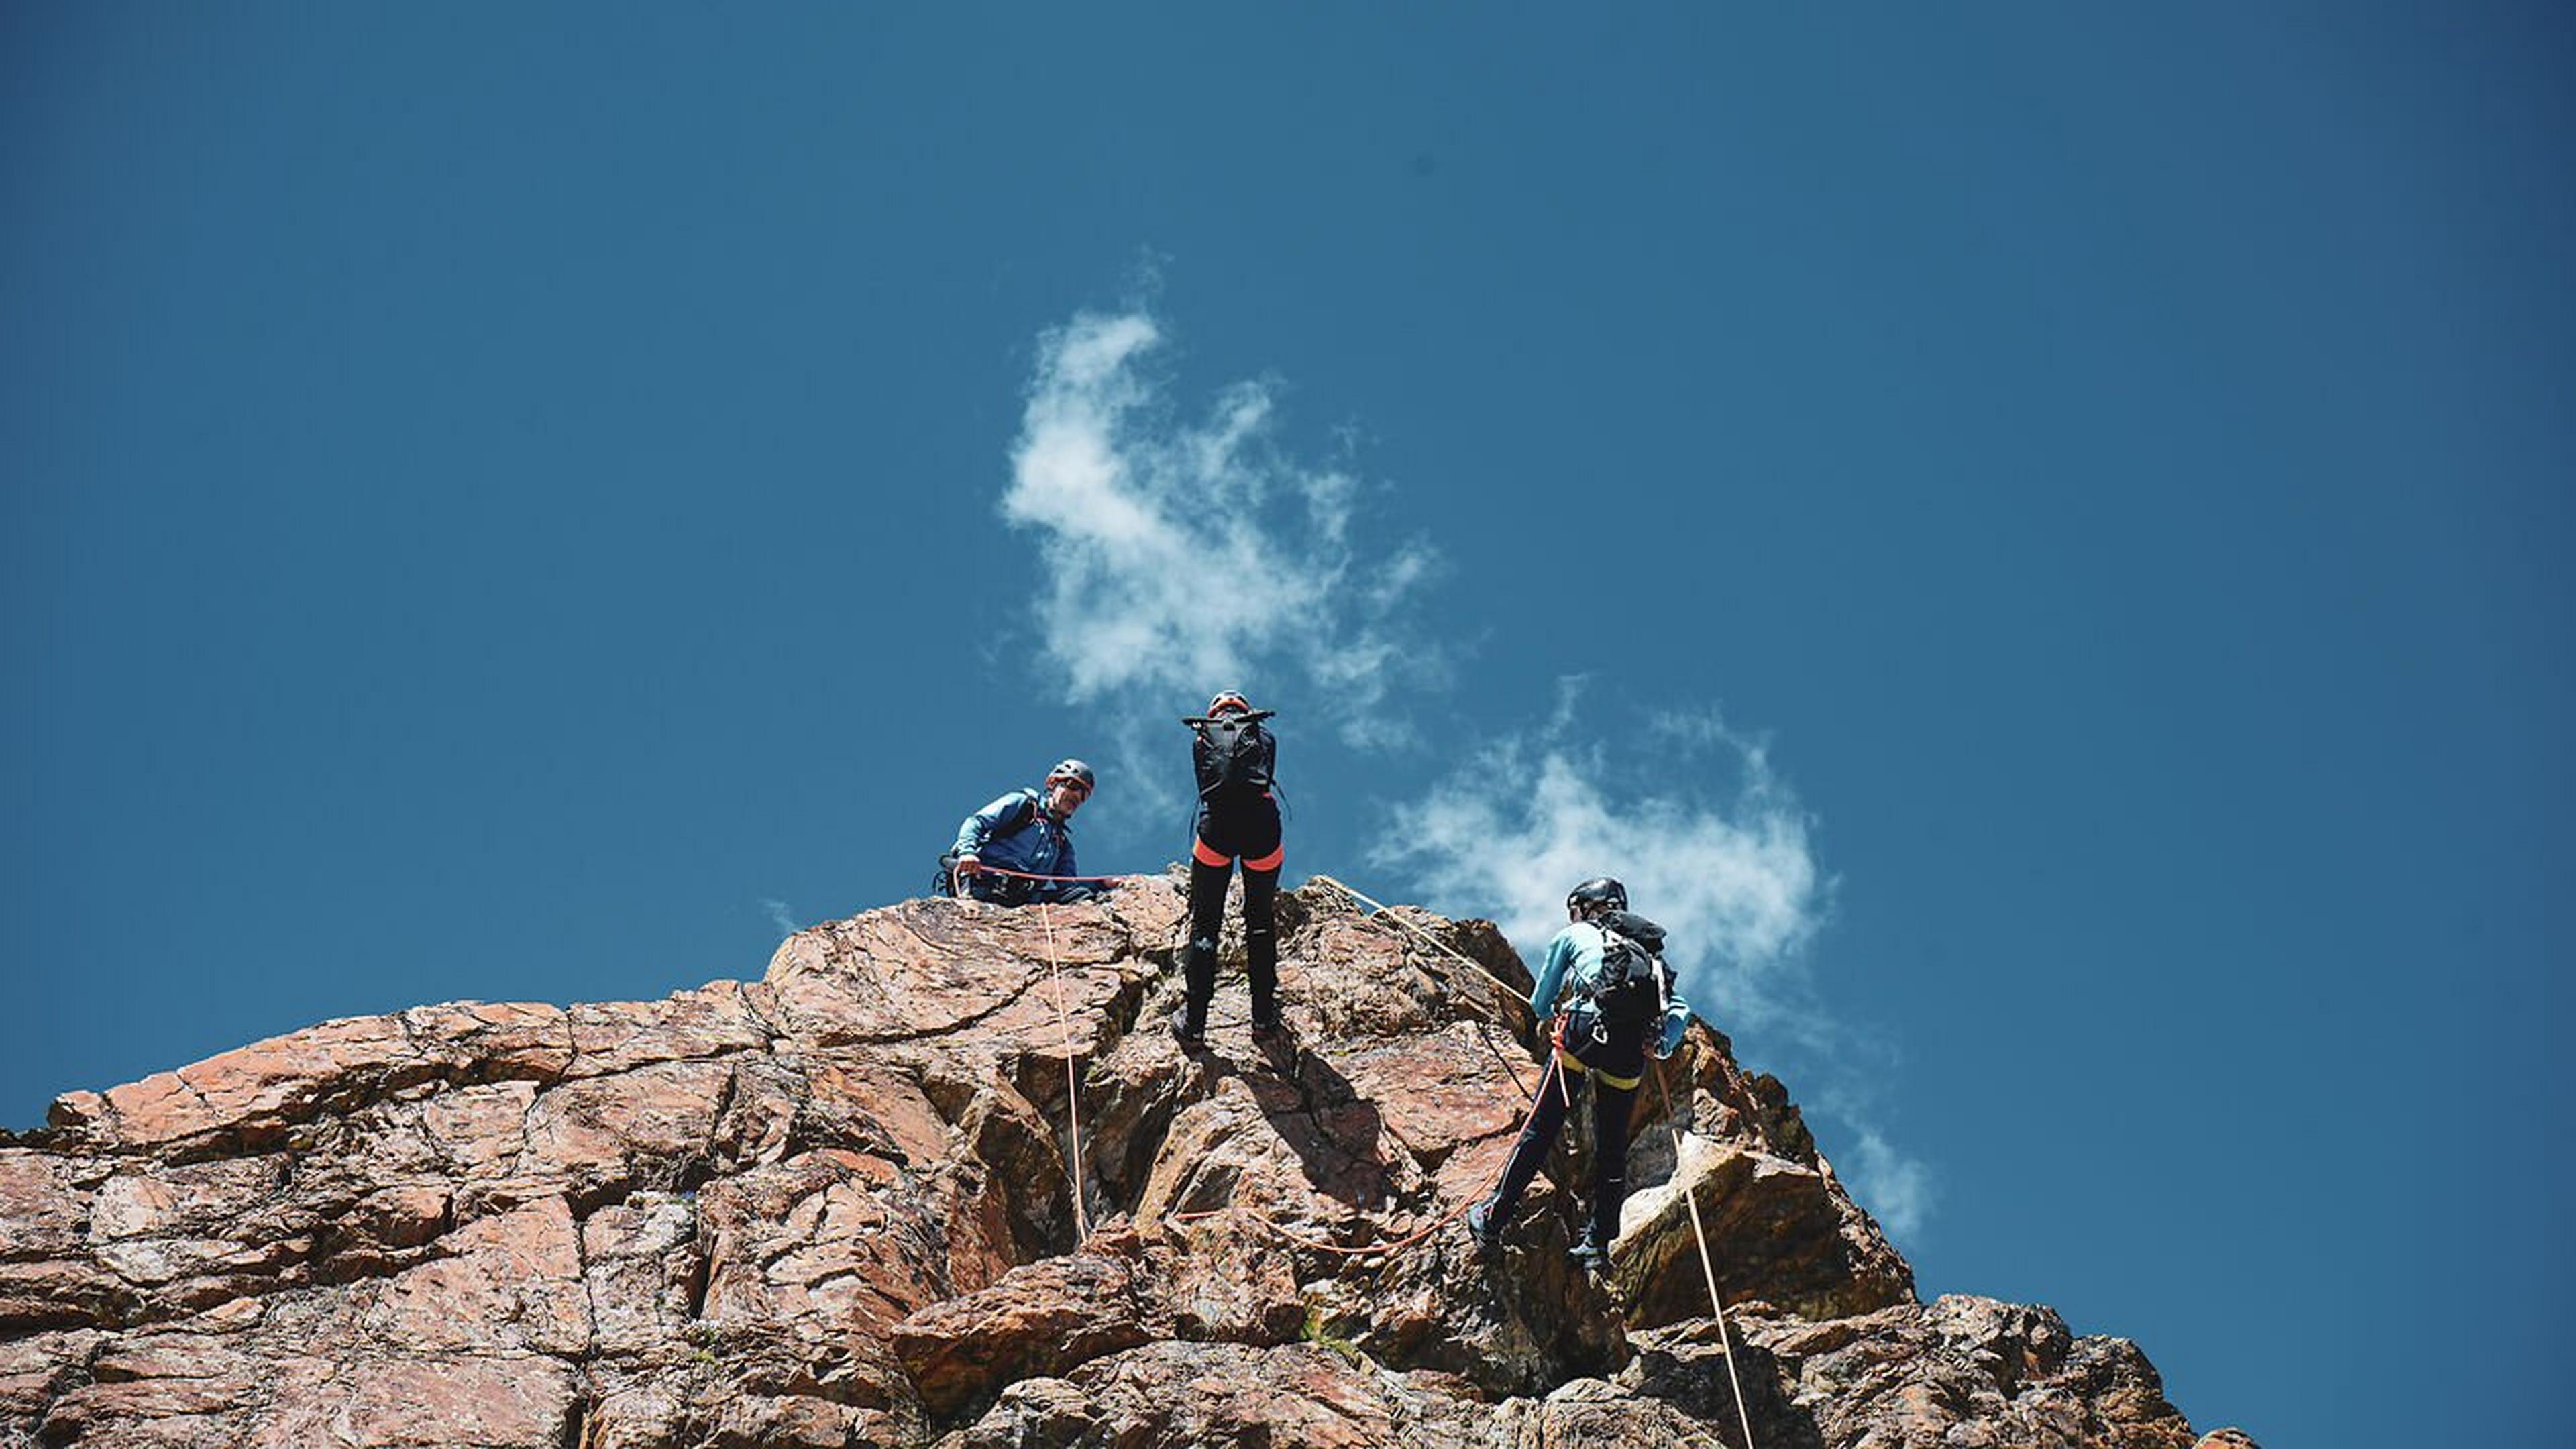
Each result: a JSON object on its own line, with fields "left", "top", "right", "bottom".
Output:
{"left": 1173, "top": 691, "right": 1284, "bottom": 1048}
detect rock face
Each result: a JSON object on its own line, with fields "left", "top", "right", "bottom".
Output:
{"left": 0, "top": 876, "right": 2247, "bottom": 1448}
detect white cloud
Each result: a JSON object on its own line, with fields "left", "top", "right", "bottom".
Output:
{"left": 1841, "top": 1127, "right": 1937, "bottom": 1242}
{"left": 1003, "top": 309, "right": 1440, "bottom": 749}
{"left": 759, "top": 898, "right": 798, "bottom": 937}
{"left": 1372, "top": 706, "right": 1825, "bottom": 1038}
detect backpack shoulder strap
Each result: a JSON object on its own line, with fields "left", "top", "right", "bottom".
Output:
{"left": 997, "top": 790, "right": 1042, "bottom": 839}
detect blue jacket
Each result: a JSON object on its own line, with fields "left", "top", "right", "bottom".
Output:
{"left": 953, "top": 788, "right": 1084, "bottom": 900}
{"left": 1529, "top": 920, "right": 1695, "bottom": 1059}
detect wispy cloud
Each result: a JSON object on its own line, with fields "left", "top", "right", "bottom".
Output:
{"left": 759, "top": 898, "right": 799, "bottom": 937}
{"left": 1373, "top": 698, "right": 1825, "bottom": 1038}
{"left": 1839, "top": 1124, "right": 1937, "bottom": 1242}
{"left": 1004, "top": 308, "right": 1441, "bottom": 753}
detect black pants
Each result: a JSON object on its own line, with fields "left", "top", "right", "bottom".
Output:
{"left": 1181, "top": 796, "right": 1282, "bottom": 1031}
{"left": 1481, "top": 1053, "right": 1640, "bottom": 1246}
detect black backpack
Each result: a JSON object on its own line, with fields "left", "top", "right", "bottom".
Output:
{"left": 1189, "top": 710, "right": 1275, "bottom": 801}
{"left": 1564, "top": 910, "right": 1672, "bottom": 1072}
{"left": 932, "top": 792, "right": 1040, "bottom": 898}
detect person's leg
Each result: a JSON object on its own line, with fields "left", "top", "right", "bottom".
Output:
{"left": 1235, "top": 799, "right": 1284, "bottom": 1030}
{"left": 1582, "top": 1077, "right": 1640, "bottom": 1258}
{"left": 1477, "top": 1057, "right": 1577, "bottom": 1234}
{"left": 1242, "top": 864, "right": 1279, "bottom": 1028}
{"left": 1179, "top": 855, "right": 1232, "bottom": 1040}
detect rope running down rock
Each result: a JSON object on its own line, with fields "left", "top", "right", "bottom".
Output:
{"left": 955, "top": 865, "right": 1760, "bottom": 1445}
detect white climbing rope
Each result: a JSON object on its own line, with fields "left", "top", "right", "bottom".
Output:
{"left": 1654, "top": 1061, "right": 1760, "bottom": 1449}
{"left": 1036, "top": 900, "right": 1092, "bottom": 1242}
{"left": 1319, "top": 871, "right": 1759, "bottom": 1449}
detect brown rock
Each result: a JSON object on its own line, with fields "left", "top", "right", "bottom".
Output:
{"left": 0, "top": 881, "right": 2220, "bottom": 1449}
{"left": 890, "top": 1221, "right": 1303, "bottom": 1422}
{"left": 0, "top": 1150, "right": 89, "bottom": 1259}
{"left": 0, "top": 1257, "right": 140, "bottom": 1330}
{"left": 246, "top": 1354, "right": 578, "bottom": 1448}
{"left": 1612, "top": 1133, "right": 1913, "bottom": 1324}
{"left": 351, "top": 1195, "right": 588, "bottom": 1356}
{"left": 939, "top": 1340, "right": 1495, "bottom": 1449}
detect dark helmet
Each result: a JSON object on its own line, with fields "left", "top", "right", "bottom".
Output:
{"left": 1207, "top": 690, "right": 1253, "bottom": 717}
{"left": 1045, "top": 759, "right": 1096, "bottom": 792}
{"left": 1566, "top": 877, "right": 1627, "bottom": 915}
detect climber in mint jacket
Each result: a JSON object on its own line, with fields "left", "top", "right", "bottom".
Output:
{"left": 937, "top": 759, "right": 1104, "bottom": 906}
{"left": 1525, "top": 909, "right": 1695, "bottom": 1067}
{"left": 1469, "top": 876, "right": 1692, "bottom": 1270}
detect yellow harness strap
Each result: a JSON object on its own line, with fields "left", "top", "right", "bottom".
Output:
{"left": 1556, "top": 1046, "right": 1642, "bottom": 1092}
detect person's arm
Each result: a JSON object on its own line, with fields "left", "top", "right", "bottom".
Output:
{"left": 1528, "top": 926, "right": 1579, "bottom": 1018}
{"left": 1656, "top": 961, "right": 1695, "bottom": 1058}
{"left": 953, "top": 790, "right": 1031, "bottom": 861}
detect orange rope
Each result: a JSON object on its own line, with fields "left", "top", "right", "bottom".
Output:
{"left": 966, "top": 863, "right": 1135, "bottom": 885}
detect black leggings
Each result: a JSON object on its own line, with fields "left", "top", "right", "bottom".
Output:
{"left": 1181, "top": 798, "right": 1282, "bottom": 1028}
{"left": 1481, "top": 1054, "right": 1639, "bottom": 1244}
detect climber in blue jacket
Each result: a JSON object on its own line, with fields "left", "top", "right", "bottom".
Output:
{"left": 1468, "top": 875, "right": 1693, "bottom": 1269}
{"left": 938, "top": 759, "right": 1105, "bottom": 906}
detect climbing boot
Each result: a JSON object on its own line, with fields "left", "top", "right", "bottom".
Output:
{"left": 1466, "top": 1198, "right": 1505, "bottom": 1254}
{"left": 1566, "top": 1223, "right": 1611, "bottom": 1271}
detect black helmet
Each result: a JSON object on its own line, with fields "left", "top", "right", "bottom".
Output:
{"left": 1566, "top": 877, "right": 1627, "bottom": 915}
{"left": 1045, "top": 759, "right": 1095, "bottom": 792}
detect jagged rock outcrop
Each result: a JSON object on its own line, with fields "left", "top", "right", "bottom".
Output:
{"left": 0, "top": 875, "right": 2248, "bottom": 1447}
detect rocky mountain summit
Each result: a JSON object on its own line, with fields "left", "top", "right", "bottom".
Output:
{"left": 2, "top": 877, "right": 2254, "bottom": 1448}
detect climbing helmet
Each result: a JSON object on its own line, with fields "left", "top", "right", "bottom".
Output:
{"left": 1566, "top": 877, "right": 1628, "bottom": 916}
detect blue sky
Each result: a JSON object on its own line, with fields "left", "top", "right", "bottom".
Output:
{"left": 6, "top": 6, "right": 2570, "bottom": 1444}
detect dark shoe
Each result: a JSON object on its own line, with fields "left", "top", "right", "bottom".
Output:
{"left": 1466, "top": 1199, "right": 1504, "bottom": 1254}
{"left": 1173, "top": 1015, "right": 1206, "bottom": 1051}
{"left": 1248, "top": 1012, "right": 1285, "bottom": 1042}
{"left": 1566, "top": 1225, "right": 1610, "bottom": 1271}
